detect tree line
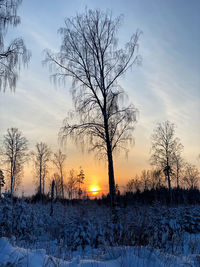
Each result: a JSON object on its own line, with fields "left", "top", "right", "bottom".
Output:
{"left": 126, "top": 163, "right": 199, "bottom": 194}
{"left": 0, "top": 122, "right": 199, "bottom": 202}
{"left": 0, "top": 1, "right": 199, "bottom": 209}
{"left": 126, "top": 121, "right": 199, "bottom": 194}
{"left": 0, "top": 127, "right": 86, "bottom": 200}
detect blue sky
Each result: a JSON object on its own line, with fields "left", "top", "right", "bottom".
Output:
{"left": 0, "top": 0, "right": 199, "bottom": 193}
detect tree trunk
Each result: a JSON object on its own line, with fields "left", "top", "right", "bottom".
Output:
{"left": 166, "top": 167, "right": 172, "bottom": 204}
{"left": 107, "top": 146, "right": 116, "bottom": 209}
{"left": 42, "top": 174, "right": 45, "bottom": 196}
{"left": 176, "top": 166, "right": 179, "bottom": 189}
{"left": 60, "top": 168, "right": 64, "bottom": 199}
{"left": 50, "top": 180, "right": 55, "bottom": 216}
{"left": 165, "top": 156, "right": 172, "bottom": 204}
{"left": 10, "top": 147, "right": 14, "bottom": 200}
{"left": 39, "top": 161, "right": 42, "bottom": 200}
{"left": 10, "top": 162, "right": 14, "bottom": 200}
{"left": 104, "top": 116, "right": 116, "bottom": 209}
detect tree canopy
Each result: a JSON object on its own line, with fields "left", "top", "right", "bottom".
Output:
{"left": 45, "top": 9, "right": 141, "bottom": 208}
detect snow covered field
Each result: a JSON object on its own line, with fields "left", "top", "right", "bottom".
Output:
{"left": 1, "top": 196, "right": 200, "bottom": 266}
{"left": 1, "top": 237, "right": 200, "bottom": 266}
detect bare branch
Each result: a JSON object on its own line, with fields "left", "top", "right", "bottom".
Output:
{"left": 45, "top": 9, "right": 141, "bottom": 208}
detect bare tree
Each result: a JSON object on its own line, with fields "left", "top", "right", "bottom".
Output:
{"left": 41, "top": 165, "right": 49, "bottom": 196}
{"left": 65, "top": 169, "right": 78, "bottom": 200}
{"left": 0, "top": 0, "right": 30, "bottom": 91}
{"left": 126, "top": 178, "right": 134, "bottom": 193}
{"left": 45, "top": 9, "right": 141, "bottom": 208}
{"left": 2, "top": 128, "right": 28, "bottom": 197}
{"left": 150, "top": 121, "right": 183, "bottom": 201}
{"left": 52, "top": 149, "right": 66, "bottom": 199}
{"left": 151, "top": 169, "right": 164, "bottom": 189}
{"left": 140, "top": 169, "right": 150, "bottom": 191}
{"left": 172, "top": 152, "right": 184, "bottom": 188}
{"left": 77, "top": 167, "right": 85, "bottom": 199}
{"left": 50, "top": 172, "right": 61, "bottom": 199}
{"left": 133, "top": 175, "right": 141, "bottom": 192}
{"left": 31, "top": 142, "right": 51, "bottom": 199}
{"left": 183, "top": 163, "right": 199, "bottom": 189}
{"left": 50, "top": 179, "right": 55, "bottom": 216}
{"left": 126, "top": 175, "right": 141, "bottom": 193}
{"left": 0, "top": 169, "right": 5, "bottom": 196}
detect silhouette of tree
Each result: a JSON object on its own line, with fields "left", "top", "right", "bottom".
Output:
{"left": 183, "top": 163, "right": 199, "bottom": 189}
{"left": 140, "top": 170, "right": 150, "bottom": 191}
{"left": 0, "top": 169, "right": 5, "bottom": 196}
{"left": 151, "top": 169, "right": 164, "bottom": 189}
{"left": 150, "top": 121, "right": 183, "bottom": 202}
{"left": 126, "top": 175, "right": 141, "bottom": 193}
{"left": 2, "top": 127, "right": 28, "bottom": 197}
{"left": 31, "top": 142, "right": 51, "bottom": 200}
{"left": 66, "top": 169, "right": 77, "bottom": 200}
{"left": 52, "top": 149, "right": 66, "bottom": 199}
{"left": 77, "top": 167, "right": 85, "bottom": 199}
{"left": 50, "top": 173, "right": 61, "bottom": 199}
{"left": 126, "top": 179, "right": 134, "bottom": 193}
{"left": 0, "top": 0, "right": 30, "bottom": 91}
{"left": 172, "top": 152, "right": 184, "bottom": 188}
{"left": 45, "top": 9, "right": 141, "bottom": 208}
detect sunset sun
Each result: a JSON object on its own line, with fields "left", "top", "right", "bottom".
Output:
{"left": 90, "top": 185, "right": 100, "bottom": 196}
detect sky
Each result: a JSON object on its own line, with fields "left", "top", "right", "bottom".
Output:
{"left": 0, "top": 0, "right": 200, "bottom": 195}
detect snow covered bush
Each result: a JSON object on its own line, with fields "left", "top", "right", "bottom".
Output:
{"left": 0, "top": 194, "right": 13, "bottom": 237}
{"left": 1, "top": 197, "right": 200, "bottom": 259}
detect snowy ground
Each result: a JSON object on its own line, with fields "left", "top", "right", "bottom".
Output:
{"left": 1, "top": 237, "right": 200, "bottom": 266}
{"left": 1, "top": 198, "right": 200, "bottom": 266}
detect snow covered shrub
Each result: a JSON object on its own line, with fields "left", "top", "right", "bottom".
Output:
{"left": 0, "top": 194, "right": 12, "bottom": 237}
{"left": 103, "top": 217, "right": 127, "bottom": 246}
{"left": 124, "top": 207, "right": 150, "bottom": 246}
{"left": 149, "top": 213, "right": 183, "bottom": 253}
{"left": 11, "top": 199, "right": 34, "bottom": 241}
{"left": 63, "top": 209, "right": 94, "bottom": 250}
{"left": 1, "top": 198, "right": 200, "bottom": 258}
{"left": 183, "top": 208, "right": 200, "bottom": 233}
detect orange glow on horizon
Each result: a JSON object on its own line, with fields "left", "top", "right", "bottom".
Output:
{"left": 89, "top": 185, "right": 100, "bottom": 196}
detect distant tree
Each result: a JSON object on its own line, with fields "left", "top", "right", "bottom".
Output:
{"left": 66, "top": 169, "right": 78, "bottom": 200}
{"left": 50, "top": 172, "right": 61, "bottom": 199}
{"left": 149, "top": 169, "right": 164, "bottom": 189}
{"left": 172, "top": 152, "right": 184, "bottom": 188}
{"left": 77, "top": 167, "right": 85, "bottom": 199}
{"left": 45, "top": 9, "right": 141, "bottom": 209}
{"left": 140, "top": 170, "right": 150, "bottom": 191}
{"left": 0, "top": 0, "right": 30, "bottom": 91}
{"left": 133, "top": 175, "right": 141, "bottom": 192}
{"left": 0, "top": 169, "right": 5, "bottom": 196}
{"left": 150, "top": 121, "right": 183, "bottom": 201}
{"left": 183, "top": 163, "right": 199, "bottom": 189}
{"left": 2, "top": 128, "right": 28, "bottom": 197}
{"left": 52, "top": 149, "right": 66, "bottom": 199}
{"left": 126, "top": 179, "right": 134, "bottom": 193}
{"left": 50, "top": 179, "right": 55, "bottom": 216}
{"left": 126, "top": 175, "right": 141, "bottom": 193}
{"left": 41, "top": 165, "right": 49, "bottom": 196}
{"left": 115, "top": 183, "right": 120, "bottom": 196}
{"left": 31, "top": 142, "right": 51, "bottom": 199}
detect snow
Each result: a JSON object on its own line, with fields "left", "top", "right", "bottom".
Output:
{"left": 1, "top": 197, "right": 200, "bottom": 266}
{"left": 1, "top": 237, "right": 200, "bottom": 266}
